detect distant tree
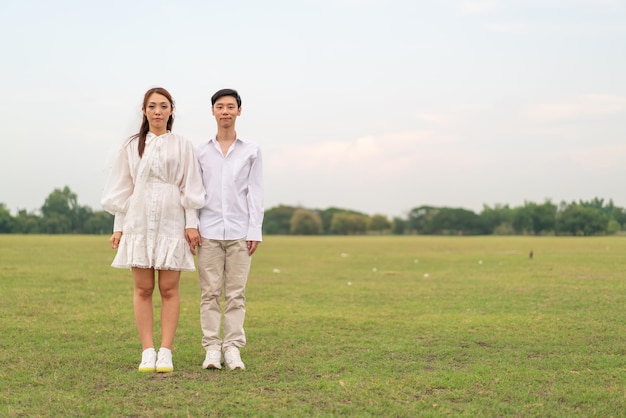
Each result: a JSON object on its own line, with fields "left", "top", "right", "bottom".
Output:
{"left": 41, "top": 186, "right": 77, "bottom": 217}
{"left": 578, "top": 198, "right": 625, "bottom": 231}
{"left": 290, "top": 209, "right": 323, "bottom": 235}
{"left": 368, "top": 214, "right": 391, "bottom": 234}
{"left": 350, "top": 214, "right": 368, "bottom": 234}
{"left": 75, "top": 206, "right": 94, "bottom": 233}
{"left": 480, "top": 204, "right": 513, "bottom": 234}
{"left": 609, "top": 206, "right": 626, "bottom": 230}
{"left": 408, "top": 206, "right": 485, "bottom": 235}
{"left": 425, "top": 207, "right": 487, "bottom": 235}
{"left": 391, "top": 217, "right": 407, "bottom": 235}
{"left": 329, "top": 213, "right": 368, "bottom": 235}
{"left": 579, "top": 197, "right": 606, "bottom": 211}
{"left": 319, "top": 207, "right": 368, "bottom": 234}
{"left": 329, "top": 213, "right": 349, "bottom": 235}
{"left": 0, "top": 203, "right": 13, "bottom": 233}
{"left": 407, "top": 205, "right": 437, "bottom": 234}
{"left": 511, "top": 205, "right": 533, "bottom": 234}
{"left": 42, "top": 213, "right": 72, "bottom": 234}
{"left": 12, "top": 209, "right": 41, "bottom": 233}
{"left": 532, "top": 201, "right": 557, "bottom": 234}
{"left": 83, "top": 211, "right": 114, "bottom": 234}
{"left": 512, "top": 200, "right": 556, "bottom": 235}
{"left": 40, "top": 186, "right": 78, "bottom": 233}
{"left": 493, "top": 222, "right": 515, "bottom": 235}
{"left": 263, "top": 205, "right": 296, "bottom": 235}
{"left": 319, "top": 207, "right": 345, "bottom": 234}
{"left": 556, "top": 203, "right": 608, "bottom": 236}
{"left": 607, "top": 219, "right": 621, "bottom": 234}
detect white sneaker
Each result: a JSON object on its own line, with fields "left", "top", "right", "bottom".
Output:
{"left": 202, "top": 350, "right": 222, "bottom": 369}
{"left": 223, "top": 347, "right": 245, "bottom": 370}
{"left": 138, "top": 348, "right": 156, "bottom": 372}
{"left": 156, "top": 348, "right": 174, "bottom": 373}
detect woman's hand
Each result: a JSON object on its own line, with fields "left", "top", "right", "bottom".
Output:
{"left": 109, "top": 231, "right": 122, "bottom": 249}
{"left": 185, "top": 228, "right": 201, "bottom": 255}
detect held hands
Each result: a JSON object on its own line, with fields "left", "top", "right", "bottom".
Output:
{"left": 109, "top": 231, "right": 122, "bottom": 249}
{"left": 110, "top": 229, "right": 257, "bottom": 256}
{"left": 185, "top": 228, "right": 201, "bottom": 256}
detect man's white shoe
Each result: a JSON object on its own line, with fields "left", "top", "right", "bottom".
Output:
{"left": 223, "top": 347, "right": 245, "bottom": 370}
{"left": 138, "top": 348, "right": 157, "bottom": 372}
{"left": 202, "top": 350, "right": 222, "bottom": 369}
{"left": 156, "top": 348, "right": 174, "bottom": 373}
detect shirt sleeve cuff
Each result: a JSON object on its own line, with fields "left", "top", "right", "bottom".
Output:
{"left": 113, "top": 213, "right": 125, "bottom": 232}
{"left": 185, "top": 208, "right": 199, "bottom": 229}
{"left": 246, "top": 226, "right": 263, "bottom": 242}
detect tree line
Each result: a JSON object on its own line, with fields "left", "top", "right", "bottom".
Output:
{"left": 265, "top": 198, "right": 626, "bottom": 236}
{"left": 0, "top": 186, "right": 624, "bottom": 236}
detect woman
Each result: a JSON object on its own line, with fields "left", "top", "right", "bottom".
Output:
{"left": 101, "top": 87, "right": 205, "bottom": 373}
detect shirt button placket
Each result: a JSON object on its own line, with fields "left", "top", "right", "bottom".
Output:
{"left": 146, "top": 141, "right": 161, "bottom": 259}
{"left": 222, "top": 159, "right": 228, "bottom": 240}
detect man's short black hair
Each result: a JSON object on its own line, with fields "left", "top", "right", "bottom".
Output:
{"left": 211, "top": 89, "right": 241, "bottom": 107}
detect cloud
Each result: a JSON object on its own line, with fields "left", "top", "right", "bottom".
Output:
{"left": 267, "top": 130, "right": 487, "bottom": 184}
{"left": 569, "top": 144, "right": 626, "bottom": 170}
{"left": 416, "top": 112, "right": 448, "bottom": 123}
{"left": 458, "top": 0, "right": 498, "bottom": 14}
{"left": 484, "top": 22, "right": 528, "bottom": 33}
{"left": 525, "top": 95, "right": 626, "bottom": 121}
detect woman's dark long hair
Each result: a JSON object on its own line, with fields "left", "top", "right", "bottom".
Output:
{"left": 130, "top": 87, "right": 175, "bottom": 157}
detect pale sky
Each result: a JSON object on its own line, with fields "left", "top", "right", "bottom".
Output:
{"left": 1, "top": 0, "right": 625, "bottom": 218}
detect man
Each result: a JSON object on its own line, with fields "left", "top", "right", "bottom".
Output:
{"left": 195, "top": 89, "right": 264, "bottom": 370}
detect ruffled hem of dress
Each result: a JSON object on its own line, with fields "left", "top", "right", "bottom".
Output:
{"left": 110, "top": 263, "right": 196, "bottom": 272}
{"left": 111, "top": 234, "right": 196, "bottom": 272}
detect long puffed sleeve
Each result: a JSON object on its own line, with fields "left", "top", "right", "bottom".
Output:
{"left": 101, "top": 146, "right": 134, "bottom": 232}
{"left": 179, "top": 137, "right": 206, "bottom": 229}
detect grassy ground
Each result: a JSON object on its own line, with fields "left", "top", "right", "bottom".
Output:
{"left": 0, "top": 235, "right": 624, "bottom": 417}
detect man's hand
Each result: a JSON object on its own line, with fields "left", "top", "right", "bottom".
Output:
{"left": 186, "top": 228, "right": 201, "bottom": 255}
{"left": 247, "top": 240, "right": 260, "bottom": 256}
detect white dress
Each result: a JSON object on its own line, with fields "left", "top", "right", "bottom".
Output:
{"left": 101, "top": 132, "right": 205, "bottom": 271}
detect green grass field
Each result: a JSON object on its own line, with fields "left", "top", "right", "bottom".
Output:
{"left": 1, "top": 235, "right": 625, "bottom": 417}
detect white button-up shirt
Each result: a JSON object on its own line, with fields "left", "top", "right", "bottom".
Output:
{"left": 196, "top": 136, "right": 264, "bottom": 241}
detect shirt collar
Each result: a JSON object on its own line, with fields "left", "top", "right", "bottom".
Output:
{"left": 208, "top": 136, "right": 246, "bottom": 144}
{"left": 147, "top": 131, "right": 170, "bottom": 141}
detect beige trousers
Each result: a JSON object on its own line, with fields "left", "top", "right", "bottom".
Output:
{"left": 198, "top": 238, "right": 251, "bottom": 352}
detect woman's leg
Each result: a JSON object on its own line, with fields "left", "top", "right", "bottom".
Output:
{"left": 157, "top": 269, "right": 181, "bottom": 349}
{"left": 132, "top": 267, "right": 156, "bottom": 350}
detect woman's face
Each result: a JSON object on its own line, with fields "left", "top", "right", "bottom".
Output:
{"left": 143, "top": 92, "right": 172, "bottom": 135}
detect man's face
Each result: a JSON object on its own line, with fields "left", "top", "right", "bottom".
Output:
{"left": 212, "top": 96, "right": 241, "bottom": 128}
